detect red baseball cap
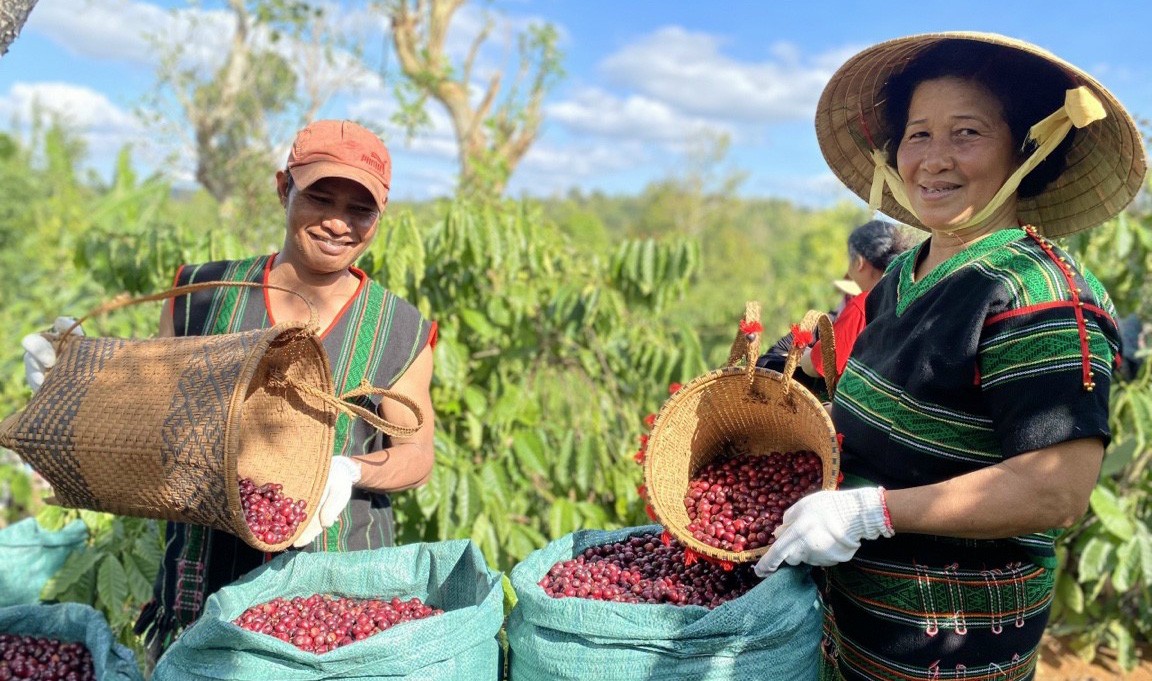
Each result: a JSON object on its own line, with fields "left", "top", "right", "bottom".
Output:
{"left": 286, "top": 120, "right": 391, "bottom": 211}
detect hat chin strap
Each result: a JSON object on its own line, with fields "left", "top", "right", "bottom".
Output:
{"left": 869, "top": 86, "right": 1107, "bottom": 234}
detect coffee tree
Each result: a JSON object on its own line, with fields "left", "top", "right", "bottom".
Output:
{"left": 359, "top": 201, "right": 707, "bottom": 570}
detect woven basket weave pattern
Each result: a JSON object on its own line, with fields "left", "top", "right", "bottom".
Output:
{"left": 0, "top": 324, "right": 335, "bottom": 551}
{"left": 644, "top": 308, "right": 840, "bottom": 564}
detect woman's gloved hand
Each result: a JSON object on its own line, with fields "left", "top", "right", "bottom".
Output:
{"left": 292, "top": 456, "right": 362, "bottom": 548}
{"left": 754, "top": 487, "right": 894, "bottom": 576}
{"left": 22, "top": 317, "right": 84, "bottom": 393}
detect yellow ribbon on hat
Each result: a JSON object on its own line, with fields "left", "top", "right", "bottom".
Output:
{"left": 868, "top": 86, "right": 1107, "bottom": 233}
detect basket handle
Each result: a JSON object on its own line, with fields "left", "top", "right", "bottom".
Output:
{"left": 279, "top": 378, "right": 425, "bottom": 439}
{"left": 779, "top": 309, "right": 838, "bottom": 398}
{"left": 52, "top": 281, "right": 320, "bottom": 353}
{"left": 725, "top": 301, "right": 763, "bottom": 382}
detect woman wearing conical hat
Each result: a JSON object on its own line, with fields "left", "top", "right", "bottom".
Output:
{"left": 754, "top": 33, "right": 1145, "bottom": 680}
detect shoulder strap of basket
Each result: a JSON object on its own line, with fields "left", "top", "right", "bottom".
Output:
{"left": 62, "top": 281, "right": 319, "bottom": 340}
{"left": 56, "top": 282, "right": 421, "bottom": 436}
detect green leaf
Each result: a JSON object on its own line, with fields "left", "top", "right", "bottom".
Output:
{"left": 123, "top": 555, "right": 153, "bottom": 604}
{"left": 97, "top": 555, "right": 129, "bottom": 609}
{"left": 1112, "top": 537, "right": 1138, "bottom": 592}
{"left": 1109, "top": 620, "right": 1137, "bottom": 671}
{"left": 551, "top": 432, "right": 574, "bottom": 490}
{"left": 549, "top": 498, "right": 580, "bottom": 539}
{"left": 462, "top": 385, "right": 488, "bottom": 415}
{"left": 1100, "top": 438, "right": 1139, "bottom": 478}
{"left": 41, "top": 548, "right": 100, "bottom": 600}
{"left": 505, "top": 523, "right": 546, "bottom": 562}
{"left": 576, "top": 501, "right": 610, "bottom": 528}
{"left": 470, "top": 512, "right": 498, "bottom": 564}
{"left": 1077, "top": 536, "right": 1114, "bottom": 583}
{"left": 34, "top": 506, "right": 75, "bottom": 532}
{"left": 459, "top": 308, "right": 498, "bottom": 339}
{"left": 1089, "top": 487, "right": 1135, "bottom": 541}
{"left": 453, "top": 471, "right": 478, "bottom": 530}
{"left": 572, "top": 436, "right": 596, "bottom": 495}
{"left": 414, "top": 466, "right": 443, "bottom": 518}
{"left": 501, "top": 574, "right": 518, "bottom": 617}
{"left": 1055, "top": 572, "right": 1084, "bottom": 614}
{"left": 436, "top": 467, "right": 458, "bottom": 540}
{"left": 79, "top": 510, "right": 115, "bottom": 537}
{"left": 1137, "top": 527, "right": 1152, "bottom": 587}
{"left": 131, "top": 533, "right": 162, "bottom": 583}
{"left": 512, "top": 430, "right": 548, "bottom": 478}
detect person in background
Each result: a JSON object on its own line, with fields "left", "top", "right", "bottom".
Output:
{"left": 1117, "top": 312, "right": 1148, "bottom": 381}
{"left": 756, "top": 278, "right": 856, "bottom": 398}
{"left": 755, "top": 33, "right": 1144, "bottom": 680}
{"left": 123, "top": 120, "right": 435, "bottom": 659}
{"left": 799, "top": 220, "right": 919, "bottom": 381}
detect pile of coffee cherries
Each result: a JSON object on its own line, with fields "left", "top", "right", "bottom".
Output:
{"left": 0, "top": 633, "right": 95, "bottom": 680}
{"left": 539, "top": 532, "right": 760, "bottom": 609}
{"left": 233, "top": 594, "right": 442, "bottom": 654}
{"left": 238, "top": 476, "right": 308, "bottom": 545}
{"left": 684, "top": 450, "right": 823, "bottom": 553}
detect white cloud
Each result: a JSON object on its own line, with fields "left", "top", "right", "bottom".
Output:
{"left": 519, "top": 138, "right": 647, "bottom": 179}
{"left": 0, "top": 81, "right": 140, "bottom": 133}
{"left": 0, "top": 81, "right": 155, "bottom": 179}
{"left": 26, "top": 0, "right": 181, "bottom": 64}
{"left": 599, "top": 26, "right": 844, "bottom": 123}
{"left": 547, "top": 87, "right": 729, "bottom": 143}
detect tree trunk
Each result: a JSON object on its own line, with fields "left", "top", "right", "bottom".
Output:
{"left": 0, "top": 0, "right": 39, "bottom": 57}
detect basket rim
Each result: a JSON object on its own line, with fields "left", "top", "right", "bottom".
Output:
{"left": 228, "top": 322, "right": 336, "bottom": 552}
{"left": 642, "top": 365, "right": 840, "bottom": 563}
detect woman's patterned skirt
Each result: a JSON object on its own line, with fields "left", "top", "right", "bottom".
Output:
{"left": 817, "top": 535, "right": 1054, "bottom": 681}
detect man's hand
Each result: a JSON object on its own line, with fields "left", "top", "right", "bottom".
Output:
{"left": 292, "top": 456, "right": 362, "bottom": 548}
{"left": 22, "top": 317, "right": 83, "bottom": 393}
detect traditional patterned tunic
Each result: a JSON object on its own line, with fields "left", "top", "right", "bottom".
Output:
{"left": 136, "top": 255, "right": 433, "bottom": 648}
{"left": 822, "top": 228, "right": 1119, "bottom": 680}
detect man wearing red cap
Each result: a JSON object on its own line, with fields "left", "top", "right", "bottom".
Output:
{"left": 134, "top": 120, "right": 437, "bottom": 659}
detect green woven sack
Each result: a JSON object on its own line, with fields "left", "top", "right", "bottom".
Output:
{"left": 0, "top": 517, "right": 87, "bottom": 606}
{"left": 153, "top": 539, "right": 503, "bottom": 680}
{"left": 0, "top": 602, "right": 143, "bottom": 680}
{"left": 507, "top": 525, "right": 822, "bottom": 680}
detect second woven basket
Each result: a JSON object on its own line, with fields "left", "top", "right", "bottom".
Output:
{"left": 643, "top": 303, "right": 841, "bottom": 564}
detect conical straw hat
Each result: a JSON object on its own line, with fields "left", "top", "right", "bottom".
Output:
{"left": 815, "top": 31, "right": 1146, "bottom": 237}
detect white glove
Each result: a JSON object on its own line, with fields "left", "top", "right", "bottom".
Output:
{"left": 292, "top": 456, "right": 362, "bottom": 548}
{"left": 22, "top": 317, "right": 84, "bottom": 393}
{"left": 754, "top": 487, "right": 894, "bottom": 576}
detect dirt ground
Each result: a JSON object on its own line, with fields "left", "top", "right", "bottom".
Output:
{"left": 1037, "top": 636, "right": 1152, "bottom": 681}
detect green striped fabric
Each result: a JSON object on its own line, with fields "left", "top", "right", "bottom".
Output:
{"left": 143, "top": 254, "right": 432, "bottom": 644}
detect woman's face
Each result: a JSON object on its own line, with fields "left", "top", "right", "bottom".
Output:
{"left": 278, "top": 174, "right": 380, "bottom": 276}
{"left": 896, "top": 76, "right": 1020, "bottom": 232}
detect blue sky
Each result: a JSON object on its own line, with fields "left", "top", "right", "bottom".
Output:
{"left": 2, "top": 0, "right": 1149, "bottom": 206}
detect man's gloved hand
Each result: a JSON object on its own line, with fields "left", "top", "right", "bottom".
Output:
{"left": 292, "top": 456, "right": 362, "bottom": 548}
{"left": 22, "top": 317, "right": 84, "bottom": 393}
{"left": 754, "top": 487, "right": 894, "bottom": 576}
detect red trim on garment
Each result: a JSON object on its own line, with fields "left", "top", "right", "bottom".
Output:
{"left": 1020, "top": 227, "right": 1095, "bottom": 391}
{"left": 426, "top": 321, "right": 439, "bottom": 349}
{"left": 983, "top": 301, "right": 1113, "bottom": 326}
{"left": 262, "top": 254, "right": 367, "bottom": 339}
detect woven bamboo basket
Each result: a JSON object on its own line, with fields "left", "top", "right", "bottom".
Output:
{"left": 0, "top": 282, "right": 422, "bottom": 552}
{"left": 643, "top": 303, "right": 841, "bottom": 564}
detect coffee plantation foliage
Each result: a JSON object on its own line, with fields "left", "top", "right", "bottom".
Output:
{"left": 2, "top": 124, "right": 1151, "bottom": 669}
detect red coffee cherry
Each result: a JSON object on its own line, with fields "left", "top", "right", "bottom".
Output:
{"left": 233, "top": 595, "right": 443, "bottom": 654}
